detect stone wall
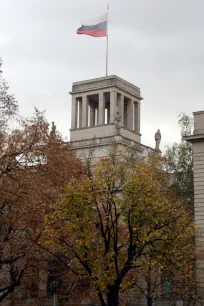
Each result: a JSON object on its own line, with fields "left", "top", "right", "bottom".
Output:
{"left": 184, "top": 111, "right": 204, "bottom": 298}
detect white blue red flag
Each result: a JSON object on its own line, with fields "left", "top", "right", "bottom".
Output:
{"left": 77, "top": 13, "right": 108, "bottom": 37}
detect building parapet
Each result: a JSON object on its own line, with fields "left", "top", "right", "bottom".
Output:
{"left": 69, "top": 135, "right": 156, "bottom": 155}
{"left": 184, "top": 110, "right": 204, "bottom": 143}
{"left": 70, "top": 75, "right": 142, "bottom": 100}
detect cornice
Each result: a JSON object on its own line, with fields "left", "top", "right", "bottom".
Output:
{"left": 70, "top": 75, "right": 142, "bottom": 99}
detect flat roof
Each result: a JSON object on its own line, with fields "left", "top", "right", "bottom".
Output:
{"left": 193, "top": 110, "right": 204, "bottom": 115}
{"left": 183, "top": 134, "right": 204, "bottom": 142}
{"left": 70, "top": 75, "right": 142, "bottom": 100}
{"left": 72, "top": 75, "right": 140, "bottom": 91}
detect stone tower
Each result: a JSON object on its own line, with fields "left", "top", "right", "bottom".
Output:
{"left": 68, "top": 75, "right": 156, "bottom": 306}
{"left": 69, "top": 75, "right": 155, "bottom": 161}
{"left": 184, "top": 111, "right": 204, "bottom": 296}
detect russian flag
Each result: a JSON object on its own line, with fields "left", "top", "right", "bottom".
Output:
{"left": 77, "top": 13, "right": 108, "bottom": 37}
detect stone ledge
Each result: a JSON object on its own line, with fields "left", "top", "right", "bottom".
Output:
{"left": 69, "top": 135, "right": 155, "bottom": 154}
{"left": 184, "top": 134, "right": 204, "bottom": 143}
{"left": 70, "top": 75, "right": 142, "bottom": 99}
{"left": 193, "top": 110, "right": 204, "bottom": 115}
{"left": 70, "top": 125, "right": 141, "bottom": 136}
{"left": 70, "top": 123, "right": 115, "bottom": 132}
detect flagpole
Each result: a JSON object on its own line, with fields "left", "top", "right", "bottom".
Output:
{"left": 106, "top": 4, "right": 109, "bottom": 77}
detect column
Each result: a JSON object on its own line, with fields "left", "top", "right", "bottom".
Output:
{"left": 90, "top": 105, "right": 95, "bottom": 127}
{"left": 78, "top": 99, "right": 82, "bottom": 128}
{"left": 82, "top": 95, "right": 88, "bottom": 128}
{"left": 127, "top": 99, "right": 134, "bottom": 130}
{"left": 134, "top": 101, "right": 140, "bottom": 133}
{"left": 107, "top": 106, "right": 110, "bottom": 124}
{"left": 124, "top": 101, "right": 127, "bottom": 128}
{"left": 110, "top": 91, "right": 117, "bottom": 123}
{"left": 96, "top": 106, "right": 99, "bottom": 126}
{"left": 119, "top": 94, "right": 124, "bottom": 126}
{"left": 98, "top": 92, "right": 105, "bottom": 125}
{"left": 71, "top": 97, "right": 78, "bottom": 129}
{"left": 138, "top": 102, "right": 141, "bottom": 133}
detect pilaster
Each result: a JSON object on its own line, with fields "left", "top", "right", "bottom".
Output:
{"left": 78, "top": 99, "right": 82, "bottom": 128}
{"left": 82, "top": 95, "right": 88, "bottom": 128}
{"left": 119, "top": 94, "right": 124, "bottom": 126}
{"left": 90, "top": 105, "right": 95, "bottom": 127}
{"left": 110, "top": 91, "right": 117, "bottom": 123}
{"left": 127, "top": 99, "right": 134, "bottom": 131}
{"left": 71, "top": 97, "right": 78, "bottom": 129}
{"left": 98, "top": 92, "right": 105, "bottom": 125}
{"left": 134, "top": 101, "right": 140, "bottom": 133}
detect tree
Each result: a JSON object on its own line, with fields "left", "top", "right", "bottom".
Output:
{"left": 165, "top": 113, "right": 194, "bottom": 212}
{"left": 0, "top": 105, "right": 81, "bottom": 303}
{"left": 0, "top": 58, "right": 18, "bottom": 132}
{"left": 132, "top": 232, "right": 196, "bottom": 306}
{"left": 43, "top": 149, "right": 195, "bottom": 306}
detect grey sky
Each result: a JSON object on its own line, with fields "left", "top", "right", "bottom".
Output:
{"left": 0, "top": 0, "right": 204, "bottom": 149}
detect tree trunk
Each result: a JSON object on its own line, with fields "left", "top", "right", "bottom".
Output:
{"left": 107, "top": 287, "right": 119, "bottom": 306}
{"left": 147, "top": 297, "right": 153, "bottom": 306}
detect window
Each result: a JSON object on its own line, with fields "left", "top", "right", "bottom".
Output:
{"left": 163, "top": 280, "right": 172, "bottom": 294}
{"left": 47, "top": 260, "right": 62, "bottom": 296}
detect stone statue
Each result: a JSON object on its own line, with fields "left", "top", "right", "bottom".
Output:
{"left": 155, "top": 129, "right": 161, "bottom": 151}
{"left": 114, "top": 107, "right": 121, "bottom": 136}
{"left": 50, "top": 121, "right": 57, "bottom": 138}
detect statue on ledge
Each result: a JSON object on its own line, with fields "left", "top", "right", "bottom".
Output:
{"left": 50, "top": 122, "right": 57, "bottom": 139}
{"left": 155, "top": 129, "right": 161, "bottom": 151}
{"left": 114, "top": 107, "right": 121, "bottom": 136}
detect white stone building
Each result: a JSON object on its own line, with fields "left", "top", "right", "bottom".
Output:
{"left": 68, "top": 75, "right": 160, "bottom": 306}
{"left": 1, "top": 75, "right": 157, "bottom": 306}
{"left": 69, "top": 75, "right": 156, "bottom": 164}
{"left": 184, "top": 111, "right": 204, "bottom": 300}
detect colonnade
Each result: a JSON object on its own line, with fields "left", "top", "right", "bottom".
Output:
{"left": 71, "top": 90, "right": 140, "bottom": 133}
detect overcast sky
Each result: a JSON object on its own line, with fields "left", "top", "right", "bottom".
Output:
{"left": 0, "top": 0, "right": 204, "bottom": 150}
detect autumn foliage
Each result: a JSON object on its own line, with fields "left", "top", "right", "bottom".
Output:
{"left": 43, "top": 150, "right": 195, "bottom": 306}
{"left": 0, "top": 59, "right": 82, "bottom": 303}
{"left": 0, "top": 58, "right": 197, "bottom": 306}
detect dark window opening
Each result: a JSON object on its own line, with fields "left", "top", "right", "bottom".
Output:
{"left": 47, "top": 260, "right": 62, "bottom": 297}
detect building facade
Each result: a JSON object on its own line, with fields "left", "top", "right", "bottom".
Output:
{"left": 2, "top": 76, "right": 158, "bottom": 306}
{"left": 184, "top": 111, "right": 204, "bottom": 299}
{"left": 69, "top": 75, "right": 155, "bottom": 164}
{"left": 68, "top": 75, "right": 156, "bottom": 306}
